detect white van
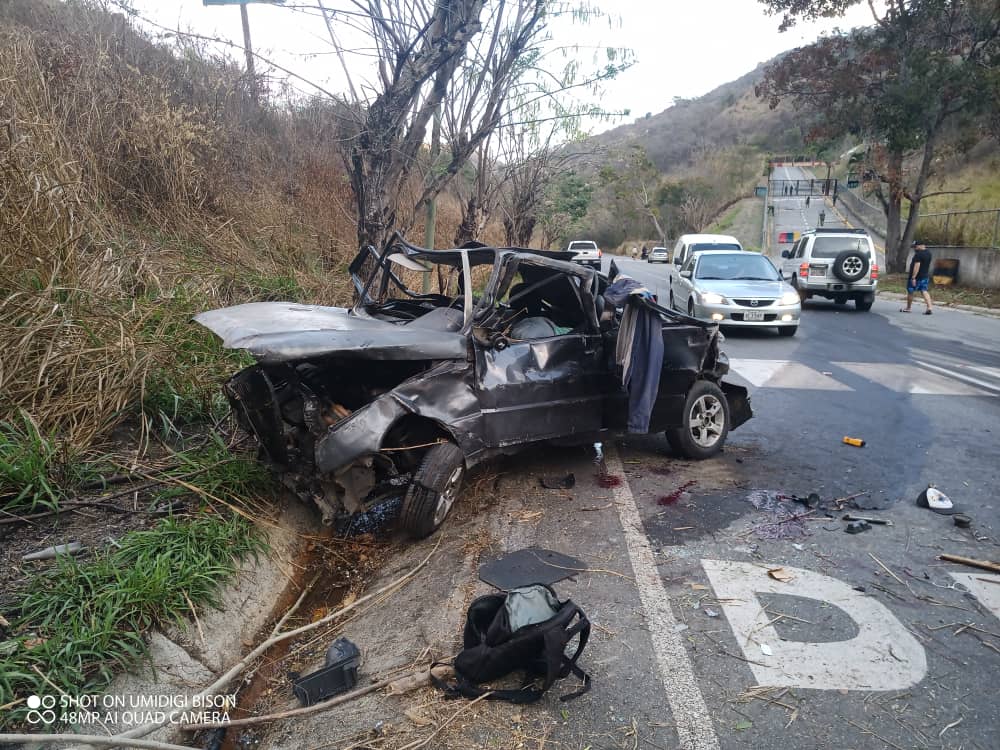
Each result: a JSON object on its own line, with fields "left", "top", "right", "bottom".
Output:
{"left": 667, "top": 234, "right": 744, "bottom": 301}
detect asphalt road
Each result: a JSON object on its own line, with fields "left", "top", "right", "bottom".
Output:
{"left": 603, "top": 220, "right": 1000, "bottom": 747}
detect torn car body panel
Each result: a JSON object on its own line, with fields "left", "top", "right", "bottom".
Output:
{"left": 198, "top": 234, "right": 752, "bottom": 533}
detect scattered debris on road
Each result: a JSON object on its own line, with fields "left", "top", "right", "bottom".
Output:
{"left": 843, "top": 513, "right": 892, "bottom": 526}
{"left": 845, "top": 520, "right": 871, "bottom": 534}
{"left": 916, "top": 486, "right": 961, "bottom": 515}
{"left": 842, "top": 436, "right": 866, "bottom": 447}
{"left": 953, "top": 513, "right": 972, "bottom": 528}
{"left": 478, "top": 547, "right": 585, "bottom": 589}
{"left": 540, "top": 473, "right": 575, "bottom": 489}
{"left": 937, "top": 553, "right": 1000, "bottom": 574}
{"left": 767, "top": 567, "right": 794, "bottom": 583}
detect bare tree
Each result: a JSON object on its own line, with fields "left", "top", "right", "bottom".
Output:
{"left": 315, "top": 0, "right": 631, "bottom": 249}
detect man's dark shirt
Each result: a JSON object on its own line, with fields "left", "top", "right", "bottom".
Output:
{"left": 909, "top": 249, "right": 932, "bottom": 280}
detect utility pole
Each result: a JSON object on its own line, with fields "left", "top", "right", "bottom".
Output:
{"left": 240, "top": 2, "right": 258, "bottom": 103}
{"left": 422, "top": 107, "right": 441, "bottom": 292}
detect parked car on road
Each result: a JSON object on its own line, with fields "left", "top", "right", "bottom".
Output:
{"left": 670, "top": 250, "right": 801, "bottom": 336}
{"left": 197, "top": 237, "right": 752, "bottom": 539}
{"left": 778, "top": 228, "right": 878, "bottom": 311}
{"left": 647, "top": 246, "right": 670, "bottom": 263}
{"left": 566, "top": 240, "right": 602, "bottom": 269}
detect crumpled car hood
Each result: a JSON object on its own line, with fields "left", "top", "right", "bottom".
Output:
{"left": 194, "top": 302, "right": 467, "bottom": 363}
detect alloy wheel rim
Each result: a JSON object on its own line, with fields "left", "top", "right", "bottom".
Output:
{"left": 433, "top": 465, "right": 464, "bottom": 525}
{"left": 844, "top": 257, "right": 863, "bottom": 276}
{"left": 689, "top": 395, "right": 724, "bottom": 448}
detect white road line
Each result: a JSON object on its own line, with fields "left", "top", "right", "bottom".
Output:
{"left": 915, "top": 360, "right": 1000, "bottom": 396}
{"left": 605, "top": 449, "right": 720, "bottom": 750}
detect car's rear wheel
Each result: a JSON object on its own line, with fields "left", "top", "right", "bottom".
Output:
{"left": 400, "top": 442, "right": 465, "bottom": 538}
{"left": 855, "top": 297, "right": 874, "bottom": 312}
{"left": 665, "top": 380, "right": 730, "bottom": 459}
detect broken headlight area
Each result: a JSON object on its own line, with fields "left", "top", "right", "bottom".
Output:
{"left": 224, "top": 358, "right": 441, "bottom": 528}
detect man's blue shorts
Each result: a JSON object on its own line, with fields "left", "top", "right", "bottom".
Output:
{"left": 907, "top": 278, "right": 929, "bottom": 293}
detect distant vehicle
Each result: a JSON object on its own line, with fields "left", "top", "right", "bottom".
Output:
{"left": 778, "top": 228, "right": 878, "bottom": 311}
{"left": 670, "top": 250, "right": 801, "bottom": 336}
{"left": 670, "top": 234, "right": 744, "bottom": 268}
{"left": 668, "top": 233, "right": 745, "bottom": 302}
{"left": 566, "top": 240, "right": 602, "bottom": 269}
{"left": 647, "top": 246, "right": 670, "bottom": 263}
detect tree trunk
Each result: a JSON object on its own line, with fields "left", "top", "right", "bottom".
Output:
{"left": 454, "top": 195, "right": 480, "bottom": 246}
{"left": 883, "top": 149, "right": 907, "bottom": 273}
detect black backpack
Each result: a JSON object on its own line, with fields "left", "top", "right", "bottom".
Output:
{"left": 433, "top": 584, "right": 591, "bottom": 704}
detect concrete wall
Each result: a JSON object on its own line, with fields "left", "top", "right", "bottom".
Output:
{"left": 907, "top": 246, "right": 1000, "bottom": 289}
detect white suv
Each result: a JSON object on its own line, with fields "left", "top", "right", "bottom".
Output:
{"left": 779, "top": 228, "right": 878, "bottom": 311}
{"left": 566, "top": 240, "right": 602, "bottom": 269}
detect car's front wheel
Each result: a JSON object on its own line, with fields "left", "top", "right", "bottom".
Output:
{"left": 777, "top": 325, "right": 798, "bottom": 337}
{"left": 666, "top": 380, "right": 730, "bottom": 459}
{"left": 400, "top": 442, "right": 465, "bottom": 538}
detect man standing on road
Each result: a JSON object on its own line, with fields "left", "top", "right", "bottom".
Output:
{"left": 818, "top": 209, "right": 825, "bottom": 226}
{"left": 902, "top": 239, "right": 934, "bottom": 315}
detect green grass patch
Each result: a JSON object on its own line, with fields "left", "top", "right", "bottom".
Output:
{"left": 879, "top": 274, "right": 1000, "bottom": 309}
{"left": 0, "top": 411, "right": 104, "bottom": 513}
{"left": 0, "top": 514, "right": 265, "bottom": 728}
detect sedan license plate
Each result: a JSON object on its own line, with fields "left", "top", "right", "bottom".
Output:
{"left": 744, "top": 310, "right": 765, "bottom": 321}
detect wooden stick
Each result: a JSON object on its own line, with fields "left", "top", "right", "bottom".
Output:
{"left": 181, "top": 675, "right": 393, "bottom": 730}
{"left": 938, "top": 554, "right": 1000, "bottom": 574}
{"left": 869, "top": 553, "right": 906, "bottom": 586}
{"left": 0, "top": 735, "right": 192, "bottom": 750}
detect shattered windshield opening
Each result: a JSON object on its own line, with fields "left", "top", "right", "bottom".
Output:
{"left": 352, "top": 245, "right": 495, "bottom": 325}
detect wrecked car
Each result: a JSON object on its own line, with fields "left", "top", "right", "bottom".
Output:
{"left": 195, "top": 236, "right": 752, "bottom": 538}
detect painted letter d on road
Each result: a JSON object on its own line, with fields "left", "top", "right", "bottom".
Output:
{"left": 702, "top": 560, "right": 927, "bottom": 691}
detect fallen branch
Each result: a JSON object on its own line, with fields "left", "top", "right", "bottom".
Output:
{"left": 0, "top": 735, "right": 192, "bottom": 750}
{"left": 108, "top": 539, "right": 441, "bottom": 745}
{"left": 181, "top": 664, "right": 454, "bottom": 730}
{"left": 938, "top": 554, "right": 1000, "bottom": 574}
{"left": 869, "top": 553, "right": 906, "bottom": 586}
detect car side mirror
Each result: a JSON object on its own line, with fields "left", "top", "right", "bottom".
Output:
{"left": 781, "top": 250, "right": 791, "bottom": 258}
{"left": 680, "top": 270, "right": 692, "bottom": 279}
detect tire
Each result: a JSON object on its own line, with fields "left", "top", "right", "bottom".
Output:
{"left": 834, "top": 297, "right": 848, "bottom": 305}
{"left": 833, "top": 249, "right": 869, "bottom": 283}
{"left": 855, "top": 297, "right": 874, "bottom": 312}
{"left": 778, "top": 325, "right": 798, "bottom": 337}
{"left": 665, "top": 380, "right": 730, "bottom": 460}
{"left": 792, "top": 277, "right": 809, "bottom": 302}
{"left": 400, "top": 442, "right": 465, "bottom": 539}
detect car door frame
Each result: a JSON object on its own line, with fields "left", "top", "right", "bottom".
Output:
{"left": 472, "top": 254, "right": 608, "bottom": 448}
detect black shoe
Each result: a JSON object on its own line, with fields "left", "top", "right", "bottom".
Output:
{"left": 924, "top": 309, "right": 933, "bottom": 315}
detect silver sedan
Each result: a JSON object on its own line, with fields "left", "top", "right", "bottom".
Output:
{"left": 670, "top": 251, "right": 802, "bottom": 337}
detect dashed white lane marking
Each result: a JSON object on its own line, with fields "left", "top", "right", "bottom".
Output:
{"left": 605, "top": 449, "right": 720, "bottom": 750}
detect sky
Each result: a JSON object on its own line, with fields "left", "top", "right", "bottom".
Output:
{"left": 129, "top": 0, "right": 878, "bottom": 134}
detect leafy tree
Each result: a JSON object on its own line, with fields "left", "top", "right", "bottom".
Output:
{"left": 539, "top": 171, "right": 593, "bottom": 247}
{"left": 756, "top": 0, "right": 1000, "bottom": 271}
{"left": 598, "top": 145, "right": 669, "bottom": 243}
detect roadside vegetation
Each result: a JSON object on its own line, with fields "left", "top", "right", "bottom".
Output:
{"left": 0, "top": 514, "right": 264, "bottom": 729}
